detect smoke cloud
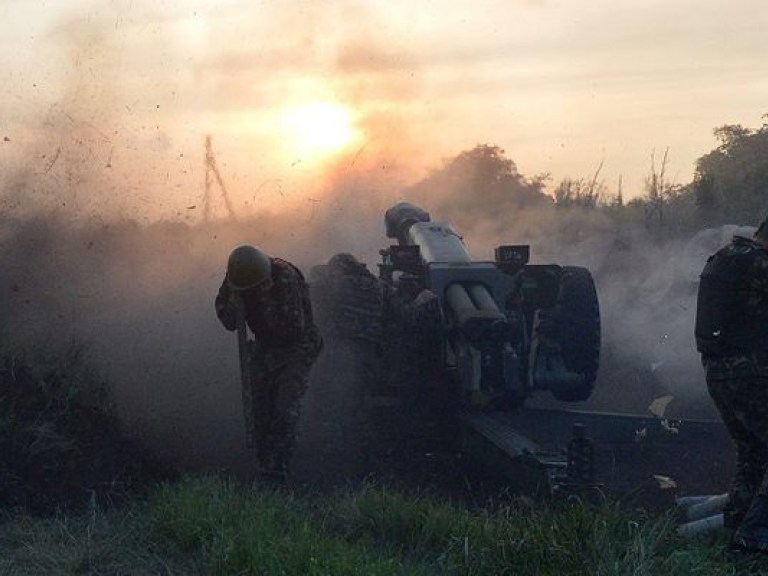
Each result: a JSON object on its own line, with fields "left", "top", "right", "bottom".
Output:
{"left": 0, "top": 2, "right": 736, "bottom": 480}
{"left": 413, "top": 198, "right": 750, "bottom": 419}
{"left": 1, "top": 176, "right": 735, "bottom": 478}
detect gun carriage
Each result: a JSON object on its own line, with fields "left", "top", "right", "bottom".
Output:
{"left": 308, "top": 202, "right": 731, "bottom": 499}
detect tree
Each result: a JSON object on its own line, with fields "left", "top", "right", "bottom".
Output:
{"left": 406, "top": 144, "right": 551, "bottom": 225}
{"left": 693, "top": 173, "right": 719, "bottom": 226}
{"left": 694, "top": 120, "right": 768, "bottom": 224}
{"left": 553, "top": 161, "right": 605, "bottom": 209}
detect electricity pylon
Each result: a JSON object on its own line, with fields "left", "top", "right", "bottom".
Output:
{"left": 203, "top": 134, "right": 238, "bottom": 222}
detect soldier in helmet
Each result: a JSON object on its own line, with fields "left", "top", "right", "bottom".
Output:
{"left": 215, "top": 244, "right": 322, "bottom": 482}
{"left": 311, "top": 253, "right": 440, "bottom": 397}
{"left": 309, "top": 253, "right": 440, "bottom": 475}
{"left": 695, "top": 216, "right": 768, "bottom": 553}
{"left": 311, "top": 253, "right": 385, "bottom": 390}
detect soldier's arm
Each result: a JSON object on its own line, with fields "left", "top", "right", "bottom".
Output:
{"left": 383, "top": 283, "right": 439, "bottom": 326}
{"left": 214, "top": 277, "right": 238, "bottom": 331}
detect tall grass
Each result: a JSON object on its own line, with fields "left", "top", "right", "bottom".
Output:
{"left": 0, "top": 476, "right": 760, "bottom": 575}
{"left": 331, "top": 486, "right": 742, "bottom": 575}
{"left": 0, "top": 346, "right": 162, "bottom": 512}
{"left": 0, "top": 343, "right": 756, "bottom": 574}
{"left": 0, "top": 502, "right": 198, "bottom": 575}
{"left": 151, "top": 476, "right": 409, "bottom": 575}
{"left": 148, "top": 477, "right": 755, "bottom": 576}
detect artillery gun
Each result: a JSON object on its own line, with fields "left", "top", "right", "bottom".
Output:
{"left": 308, "top": 202, "right": 731, "bottom": 499}
{"left": 379, "top": 202, "right": 601, "bottom": 410}
{"left": 373, "top": 203, "right": 731, "bottom": 500}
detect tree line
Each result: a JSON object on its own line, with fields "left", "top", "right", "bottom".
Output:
{"left": 406, "top": 115, "right": 768, "bottom": 238}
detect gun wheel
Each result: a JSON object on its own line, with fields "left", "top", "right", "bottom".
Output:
{"left": 551, "top": 266, "right": 601, "bottom": 402}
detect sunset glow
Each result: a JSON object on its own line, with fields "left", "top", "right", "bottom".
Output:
{"left": 280, "top": 102, "right": 358, "bottom": 161}
{"left": 2, "top": 0, "right": 766, "bottom": 216}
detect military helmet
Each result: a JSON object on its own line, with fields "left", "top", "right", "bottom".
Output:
{"left": 226, "top": 245, "right": 272, "bottom": 291}
{"left": 328, "top": 252, "right": 362, "bottom": 272}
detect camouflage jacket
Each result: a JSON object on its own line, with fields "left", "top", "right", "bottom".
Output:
{"left": 310, "top": 263, "right": 384, "bottom": 343}
{"left": 310, "top": 262, "right": 440, "bottom": 344}
{"left": 701, "top": 235, "right": 768, "bottom": 371}
{"left": 215, "top": 258, "right": 322, "bottom": 361}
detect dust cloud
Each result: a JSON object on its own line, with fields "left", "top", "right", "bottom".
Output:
{"left": 0, "top": 3, "right": 736, "bottom": 480}
{"left": 0, "top": 170, "right": 735, "bottom": 479}
{"left": 403, "top": 197, "right": 745, "bottom": 420}
{"left": 0, "top": 1, "right": 429, "bottom": 478}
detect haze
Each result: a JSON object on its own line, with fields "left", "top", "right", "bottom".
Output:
{"left": 0, "top": 0, "right": 764, "bottom": 473}
{"left": 2, "top": 0, "right": 766, "bottom": 221}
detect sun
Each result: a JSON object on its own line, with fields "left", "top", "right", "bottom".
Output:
{"left": 280, "top": 102, "right": 357, "bottom": 160}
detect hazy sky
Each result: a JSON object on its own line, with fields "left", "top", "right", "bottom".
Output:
{"left": 1, "top": 0, "right": 766, "bottom": 219}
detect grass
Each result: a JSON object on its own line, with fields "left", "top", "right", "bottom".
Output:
{"left": 0, "top": 501, "right": 198, "bottom": 575}
{"left": 0, "top": 346, "right": 760, "bottom": 574}
{"left": 1, "top": 476, "right": 758, "bottom": 576}
{"left": 151, "top": 477, "right": 410, "bottom": 576}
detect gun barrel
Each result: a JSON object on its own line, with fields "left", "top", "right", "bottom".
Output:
{"left": 385, "top": 202, "right": 430, "bottom": 242}
{"left": 446, "top": 282, "right": 502, "bottom": 314}
{"left": 445, "top": 282, "right": 476, "bottom": 315}
{"left": 446, "top": 282, "right": 507, "bottom": 343}
{"left": 467, "top": 282, "right": 501, "bottom": 313}
{"left": 409, "top": 222, "right": 472, "bottom": 263}
{"left": 385, "top": 202, "right": 472, "bottom": 263}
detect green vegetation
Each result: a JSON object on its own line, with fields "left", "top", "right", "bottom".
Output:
{"left": 0, "top": 476, "right": 760, "bottom": 575}
{"left": 407, "top": 115, "right": 768, "bottom": 240}
{"left": 3, "top": 117, "right": 768, "bottom": 573}
{"left": 0, "top": 502, "right": 198, "bottom": 575}
{"left": 0, "top": 347, "right": 162, "bottom": 513}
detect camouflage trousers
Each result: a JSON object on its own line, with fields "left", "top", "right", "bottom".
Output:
{"left": 348, "top": 339, "right": 384, "bottom": 395}
{"left": 251, "top": 354, "right": 315, "bottom": 479}
{"left": 705, "top": 355, "right": 768, "bottom": 525}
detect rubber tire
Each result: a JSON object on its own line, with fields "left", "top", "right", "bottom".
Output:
{"left": 550, "top": 266, "right": 601, "bottom": 402}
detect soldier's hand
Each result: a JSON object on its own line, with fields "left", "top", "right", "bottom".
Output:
{"left": 415, "top": 290, "right": 441, "bottom": 319}
{"left": 414, "top": 289, "right": 438, "bottom": 307}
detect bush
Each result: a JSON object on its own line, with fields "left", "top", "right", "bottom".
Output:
{"left": 0, "top": 345, "right": 162, "bottom": 513}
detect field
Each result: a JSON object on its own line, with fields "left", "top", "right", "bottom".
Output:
{"left": 0, "top": 348, "right": 757, "bottom": 575}
{"left": 1, "top": 476, "right": 756, "bottom": 576}
{"left": 0, "top": 201, "right": 753, "bottom": 574}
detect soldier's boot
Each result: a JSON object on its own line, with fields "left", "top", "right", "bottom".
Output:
{"left": 733, "top": 495, "right": 768, "bottom": 553}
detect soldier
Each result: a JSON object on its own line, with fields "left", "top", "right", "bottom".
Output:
{"left": 695, "top": 216, "right": 768, "bottom": 553}
{"left": 311, "top": 253, "right": 386, "bottom": 391}
{"left": 215, "top": 244, "right": 322, "bottom": 482}
{"left": 311, "top": 253, "right": 440, "bottom": 394}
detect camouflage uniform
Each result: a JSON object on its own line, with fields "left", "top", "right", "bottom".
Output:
{"left": 381, "top": 283, "right": 442, "bottom": 396}
{"left": 698, "top": 234, "right": 768, "bottom": 546}
{"left": 312, "top": 255, "right": 385, "bottom": 391}
{"left": 216, "top": 257, "right": 322, "bottom": 479}
{"left": 312, "top": 254, "right": 441, "bottom": 395}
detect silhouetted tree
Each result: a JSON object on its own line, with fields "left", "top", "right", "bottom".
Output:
{"left": 693, "top": 173, "right": 719, "bottom": 226}
{"left": 406, "top": 144, "right": 551, "bottom": 226}
{"left": 553, "top": 162, "right": 605, "bottom": 209}
{"left": 694, "top": 119, "right": 768, "bottom": 224}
